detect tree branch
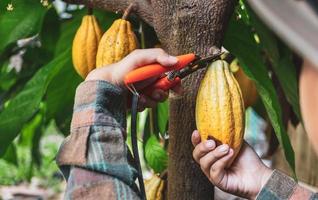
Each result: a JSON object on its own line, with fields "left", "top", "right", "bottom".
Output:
{"left": 62, "top": 0, "right": 154, "bottom": 25}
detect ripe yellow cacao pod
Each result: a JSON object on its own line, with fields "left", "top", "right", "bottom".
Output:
{"left": 96, "top": 18, "right": 138, "bottom": 67}
{"left": 195, "top": 60, "right": 245, "bottom": 162}
{"left": 72, "top": 15, "right": 103, "bottom": 78}
{"left": 230, "top": 59, "right": 258, "bottom": 108}
{"left": 145, "top": 175, "right": 165, "bottom": 200}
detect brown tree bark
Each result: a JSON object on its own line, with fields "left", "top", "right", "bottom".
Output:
{"left": 63, "top": 0, "right": 235, "bottom": 199}
{"left": 157, "top": 2, "right": 235, "bottom": 199}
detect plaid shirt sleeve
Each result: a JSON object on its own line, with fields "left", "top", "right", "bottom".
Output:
{"left": 256, "top": 170, "right": 318, "bottom": 200}
{"left": 56, "top": 80, "right": 140, "bottom": 200}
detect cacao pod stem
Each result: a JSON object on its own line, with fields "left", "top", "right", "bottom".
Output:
{"left": 122, "top": 3, "right": 135, "bottom": 20}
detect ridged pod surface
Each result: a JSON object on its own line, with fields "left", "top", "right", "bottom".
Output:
{"left": 72, "top": 15, "right": 103, "bottom": 78}
{"left": 96, "top": 19, "right": 138, "bottom": 67}
{"left": 144, "top": 175, "right": 165, "bottom": 200}
{"left": 195, "top": 60, "right": 245, "bottom": 162}
{"left": 230, "top": 59, "right": 258, "bottom": 108}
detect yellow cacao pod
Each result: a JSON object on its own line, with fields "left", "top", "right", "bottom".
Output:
{"left": 72, "top": 15, "right": 103, "bottom": 78}
{"left": 145, "top": 175, "right": 164, "bottom": 200}
{"left": 96, "top": 18, "right": 138, "bottom": 67}
{"left": 230, "top": 59, "right": 258, "bottom": 108}
{"left": 195, "top": 60, "right": 245, "bottom": 162}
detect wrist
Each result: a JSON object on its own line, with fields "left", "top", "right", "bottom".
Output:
{"left": 250, "top": 167, "right": 273, "bottom": 200}
{"left": 85, "top": 67, "right": 121, "bottom": 86}
{"left": 260, "top": 167, "right": 273, "bottom": 189}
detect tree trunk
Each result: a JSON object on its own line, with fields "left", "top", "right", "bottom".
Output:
{"left": 63, "top": 0, "right": 235, "bottom": 199}
{"left": 154, "top": 1, "right": 235, "bottom": 199}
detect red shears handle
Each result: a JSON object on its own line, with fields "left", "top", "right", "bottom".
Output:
{"left": 124, "top": 53, "right": 196, "bottom": 85}
{"left": 142, "top": 77, "right": 181, "bottom": 96}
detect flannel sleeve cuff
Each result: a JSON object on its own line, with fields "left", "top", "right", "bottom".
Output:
{"left": 56, "top": 80, "right": 137, "bottom": 186}
{"left": 71, "top": 80, "right": 127, "bottom": 129}
{"left": 256, "top": 170, "right": 315, "bottom": 200}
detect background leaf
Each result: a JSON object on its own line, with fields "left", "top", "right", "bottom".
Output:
{"left": 224, "top": 17, "right": 296, "bottom": 177}
{"left": 0, "top": 49, "right": 71, "bottom": 157}
{"left": 247, "top": 8, "right": 301, "bottom": 121}
{"left": 0, "top": 0, "right": 47, "bottom": 54}
{"left": 39, "top": 7, "right": 61, "bottom": 59}
{"left": 144, "top": 135, "right": 168, "bottom": 173}
{"left": 2, "top": 143, "right": 18, "bottom": 166}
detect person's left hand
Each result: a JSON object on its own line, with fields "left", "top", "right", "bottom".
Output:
{"left": 192, "top": 130, "right": 273, "bottom": 199}
{"left": 86, "top": 48, "right": 183, "bottom": 111}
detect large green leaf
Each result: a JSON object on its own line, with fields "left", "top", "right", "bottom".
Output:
{"left": 224, "top": 17, "right": 296, "bottom": 177}
{"left": 46, "top": 60, "right": 82, "bottom": 135}
{"left": 0, "top": 49, "right": 71, "bottom": 157}
{"left": 144, "top": 134, "right": 168, "bottom": 173}
{"left": 0, "top": 0, "right": 47, "bottom": 54}
{"left": 247, "top": 8, "right": 301, "bottom": 121}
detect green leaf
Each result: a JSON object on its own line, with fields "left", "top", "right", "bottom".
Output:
{"left": 144, "top": 135, "right": 168, "bottom": 173}
{"left": 20, "top": 111, "right": 42, "bottom": 147}
{"left": 54, "top": 10, "right": 85, "bottom": 55}
{"left": 247, "top": 9, "right": 301, "bottom": 121}
{"left": 224, "top": 17, "right": 296, "bottom": 177}
{"left": 46, "top": 58, "right": 82, "bottom": 135}
{"left": 0, "top": 61, "right": 17, "bottom": 91}
{"left": 157, "top": 101, "right": 169, "bottom": 136}
{"left": 0, "top": 0, "right": 47, "bottom": 54}
{"left": 31, "top": 116, "right": 44, "bottom": 166}
{"left": 19, "top": 110, "right": 44, "bottom": 166}
{"left": 39, "top": 7, "right": 61, "bottom": 58}
{"left": 273, "top": 47, "right": 301, "bottom": 121}
{"left": 2, "top": 143, "right": 18, "bottom": 166}
{"left": 0, "top": 49, "right": 71, "bottom": 157}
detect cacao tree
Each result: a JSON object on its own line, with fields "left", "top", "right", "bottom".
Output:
{"left": 0, "top": 0, "right": 301, "bottom": 199}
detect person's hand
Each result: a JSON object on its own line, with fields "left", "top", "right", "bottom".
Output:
{"left": 191, "top": 130, "right": 273, "bottom": 199}
{"left": 86, "top": 48, "right": 182, "bottom": 111}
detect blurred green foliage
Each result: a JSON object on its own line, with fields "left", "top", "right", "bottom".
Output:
{"left": 0, "top": 0, "right": 301, "bottom": 186}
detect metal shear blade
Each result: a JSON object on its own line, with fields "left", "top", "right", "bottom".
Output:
{"left": 177, "top": 51, "right": 223, "bottom": 79}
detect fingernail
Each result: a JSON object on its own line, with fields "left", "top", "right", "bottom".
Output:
{"left": 205, "top": 140, "right": 215, "bottom": 149}
{"left": 229, "top": 149, "right": 234, "bottom": 155}
{"left": 193, "top": 130, "right": 199, "bottom": 137}
{"left": 219, "top": 144, "right": 229, "bottom": 152}
{"left": 168, "top": 56, "right": 178, "bottom": 63}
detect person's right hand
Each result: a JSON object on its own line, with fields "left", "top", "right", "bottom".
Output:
{"left": 86, "top": 48, "right": 182, "bottom": 111}
{"left": 192, "top": 130, "right": 273, "bottom": 199}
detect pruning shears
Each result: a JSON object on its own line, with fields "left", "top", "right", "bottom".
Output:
{"left": 123, "top": 49, "right": 223, "bottom": 200}
{"left": 124, "top": 50, "right": 223, "bottom": 96}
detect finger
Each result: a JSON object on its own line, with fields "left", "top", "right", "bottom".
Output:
{"left": 192, "top": 140, "right": 216, "bottom": 163}
{"left": 139, "top": 95, "right": 157, "bottom": 108}
{"left": 191, "top": 130, "right": 201, "bottom": 147}
{"left": 171, "top": 83, "right": 183, "bottom": 95}
{"left": 150, "top": 89, "right": 168, "bottom": 102}
{"left": 199, "top": 144, "right": 230, "bottom": 175}
{"left": 209, "top": 148, "right": 234, "bottom": 186}
{"left": 122, "top": 48, "right": 178, "bottom": 70}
